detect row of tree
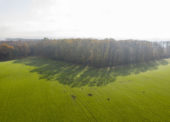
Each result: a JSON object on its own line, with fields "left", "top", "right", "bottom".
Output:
{"left": 0, "top": 38, "right": 170, "bottom": 67}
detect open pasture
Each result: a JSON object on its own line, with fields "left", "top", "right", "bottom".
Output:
{"left": 0, "top": 57, "right": 170, "bottom": 122}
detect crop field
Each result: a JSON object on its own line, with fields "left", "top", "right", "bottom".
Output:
{"left": 0, "top": 57, "right": 170, "bottom": 122}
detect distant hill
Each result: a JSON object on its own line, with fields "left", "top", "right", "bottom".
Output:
{"left": 5, "top": 38, "right": 42, "bottom": 41}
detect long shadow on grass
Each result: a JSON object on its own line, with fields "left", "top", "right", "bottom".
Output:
{"left": 14, "top": 57, "right": 169, "bottom": 87}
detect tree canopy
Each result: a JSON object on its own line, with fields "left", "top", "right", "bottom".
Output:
{"left": 0, "top": 39, "right": 170, "bottom": 67}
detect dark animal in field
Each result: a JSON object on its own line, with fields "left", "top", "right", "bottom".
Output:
{"left": 107, "top": 98, "right": 110, "bottom": 101}
{"left": 71, "top": 95, "right": 76, "bottom": 100}
{"left": 88, "top": 93, "right": 93, "bottom": 96}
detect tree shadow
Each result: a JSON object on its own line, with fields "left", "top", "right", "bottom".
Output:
{"left": 0, "top": 58, "right": 13, "bottom": 62}
{"left": 14, "top": 57, "right": 169, "bottom": 87}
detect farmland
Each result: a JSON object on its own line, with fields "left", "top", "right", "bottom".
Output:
{"left": 0, "top": 57, "right": 170, "bottom": 122}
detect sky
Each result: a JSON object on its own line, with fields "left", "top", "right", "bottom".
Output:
{"left": 0, "top": 0, "right": 170, "bottom": 40}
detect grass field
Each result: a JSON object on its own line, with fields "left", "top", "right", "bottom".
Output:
{"left": 0, "top": 57, "right": 170, "bottom": 122}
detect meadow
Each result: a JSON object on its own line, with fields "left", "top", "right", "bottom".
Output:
{"left": 0, "top": 57, "right": 170, "bottom": 122}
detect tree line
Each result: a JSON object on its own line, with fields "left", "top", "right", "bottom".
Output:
{"left": 0, "top": 38, "right": 170, "bottom": 67}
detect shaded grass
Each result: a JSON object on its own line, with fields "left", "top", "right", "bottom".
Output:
{"left": 14, "top": 57, "right": 169, "bottom": 87}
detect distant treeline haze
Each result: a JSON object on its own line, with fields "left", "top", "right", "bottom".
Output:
{"left": 0, "top": 38, "right": 170, "bottom": 67}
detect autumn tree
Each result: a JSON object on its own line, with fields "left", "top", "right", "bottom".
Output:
{"left": 0, "top": 43, "right": 14, "bottom": 60}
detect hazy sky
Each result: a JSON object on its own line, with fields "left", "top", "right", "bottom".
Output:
{"left": 0, "top": 0, "right": 170, "bottom": 40}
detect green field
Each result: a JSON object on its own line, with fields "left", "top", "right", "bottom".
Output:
{"left": 0, "top": 57, "right": 170, "bottom": 122}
